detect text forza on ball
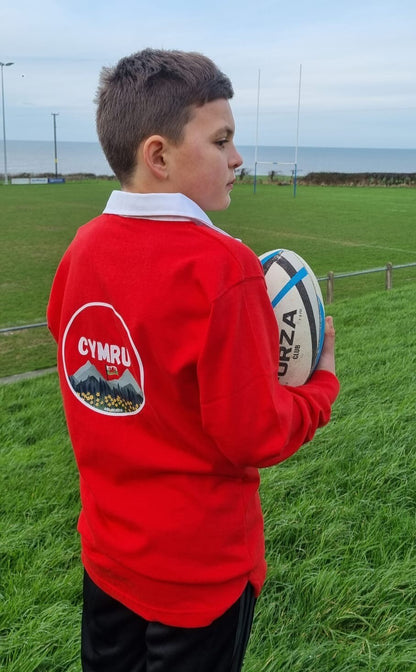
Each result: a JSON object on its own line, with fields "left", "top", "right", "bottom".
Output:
{"left": 279, "top": 310, "right": 298, "bottom": 376}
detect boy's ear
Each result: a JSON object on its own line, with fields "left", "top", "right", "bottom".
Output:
{"left": 141, "top": 135, "right": 169, "bottom": 180}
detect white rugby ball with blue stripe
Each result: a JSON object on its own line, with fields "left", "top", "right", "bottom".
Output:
{"left": 259, "top": 249, "right": 325, "bottom": 386}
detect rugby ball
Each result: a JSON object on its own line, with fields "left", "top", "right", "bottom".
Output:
{"left": 259, "top": 248, "right": 325, "bottom": 386}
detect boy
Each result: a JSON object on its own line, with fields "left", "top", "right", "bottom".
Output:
{"left": 47, "top": 49, "right": 339, "bottom": 672}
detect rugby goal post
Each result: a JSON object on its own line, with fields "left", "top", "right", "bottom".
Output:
{"left": 253, "top": 65, "right": 302, "bottom": 198}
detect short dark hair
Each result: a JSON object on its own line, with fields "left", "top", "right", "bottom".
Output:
{"left": 96, "top": 48, "right": 234, "bottom": 185}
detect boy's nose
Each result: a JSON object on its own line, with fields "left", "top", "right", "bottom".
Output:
{"left": 231, "top": 146, "right": 243, "bottom": 169}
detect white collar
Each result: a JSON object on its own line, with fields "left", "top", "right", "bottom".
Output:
{"left": 103, "top": 191, "right": 230, "bottom": 237}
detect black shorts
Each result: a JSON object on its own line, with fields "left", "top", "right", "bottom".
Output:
{"left": 81, "top": 571, "right": 256, "bottom": 672}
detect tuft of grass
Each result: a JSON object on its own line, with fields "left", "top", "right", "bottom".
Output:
{"left": 1, "top": 284, "right": 416, "bottom": 670}
{"left": 0, "top": 374, "right": 81, "bottom": 671}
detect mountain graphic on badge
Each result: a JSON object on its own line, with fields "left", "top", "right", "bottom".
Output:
{"left": 69, "top": 360, "right": 144, "bottom": 414}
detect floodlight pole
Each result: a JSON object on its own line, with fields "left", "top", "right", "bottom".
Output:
{"left": 51, "top": 112, "right": 59, "bottom": 177}
{"left": 1, "top": 61, "right": 14, "bottom": 185}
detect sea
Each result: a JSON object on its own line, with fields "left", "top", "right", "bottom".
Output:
{"left": 2, "top": 140, "right": 416, "bottom": 177}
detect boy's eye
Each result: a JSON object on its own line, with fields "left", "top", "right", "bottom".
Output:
{"left": 216, "top": 139, "right": 228, "bottom": 148}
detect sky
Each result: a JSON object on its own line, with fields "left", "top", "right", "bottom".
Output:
{"left": 1, "top": 0, "right": 415, "bottom": 149}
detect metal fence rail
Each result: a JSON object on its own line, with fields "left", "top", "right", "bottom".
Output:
{"left": 1, "top": 262, "right": 416, "bottom": 332}
{"left": 0, "top": 321, "right": 47, "bottom": 334}
{"left": 318, "top": 261, "right": 416, "bottom": 304}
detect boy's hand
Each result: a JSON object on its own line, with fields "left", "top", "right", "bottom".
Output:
{"left": 316, "top": 316, "right": 336, "bottom": 375}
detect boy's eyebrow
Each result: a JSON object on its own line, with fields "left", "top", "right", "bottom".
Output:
{"left": 215, "top": 125, "right": 234, "bottom": 138}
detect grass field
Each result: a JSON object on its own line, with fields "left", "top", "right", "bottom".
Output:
{"left": 1, "top": 180, "right": 416, "bottom": 377}
{"left": 1, "top": 283, "right": 416, "bottom": 671}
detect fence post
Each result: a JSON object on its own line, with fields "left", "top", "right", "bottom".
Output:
{"left": 386, "top": 262, "right": 393, "bottom": 290}
{"left": 326, "top": 271, "right": 334, "bottom": 304}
